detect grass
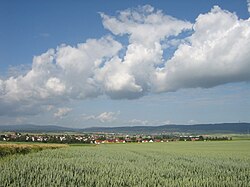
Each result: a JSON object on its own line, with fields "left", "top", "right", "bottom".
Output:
{"left": 0, "top": 141, "right": 250, "bottom": 186}
{"left": 0, "top": 143, "right": 68, "bottom": 157}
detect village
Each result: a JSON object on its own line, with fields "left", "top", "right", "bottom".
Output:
{"left": 0, "top": 132, "right": 231, "bottom": 144}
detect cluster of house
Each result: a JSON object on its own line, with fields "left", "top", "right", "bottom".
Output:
{"left": 0, "top": 132, "right": 231, "bottom": 144}
{"left": 94, "top": 138, "right": 164, "bottom": 144}
{"left": 0, "top": 133, "right": 93, "bottom": 143}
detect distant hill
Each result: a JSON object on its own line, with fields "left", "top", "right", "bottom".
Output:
{"left": 83, "top": 123, "right": 250, "bottom": 134}
{"left": 0, "top": 123, "right": 250, "bottom": 134}
{"left": 0, "top": 124, "right": 77, "bottom": 133}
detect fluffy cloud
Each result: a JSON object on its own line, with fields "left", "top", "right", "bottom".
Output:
{"left": 97, "top": 112, "right": 118, "bottom": 122}
{"left": 46, "top": 77, "right": 66, "bottom": 95}
{"left": 54, "top": 107, "right": 72, "bottom": 118}
{"left": 0, "top": 36, "right": 121, "bottom": 115}
{"left": 0, "top": 5, "right": 250, "bottom": 116}
{"left": 82, "top": 111, "right": 119, "bottom": 123}
{"left": 154, "top": 6, "right": 250, "bottom": 92}
{"left": 101, "top": 5, "right": 192, "bottom": 47}
{"left": 56, "top": 36, "right": 122, "bottom": 99}
{"left": 96, "top": 5, "right": 192, "bottom": 99}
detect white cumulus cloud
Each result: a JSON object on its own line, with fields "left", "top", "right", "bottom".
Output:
{"left": 0, "top": 36, "right": 121, "bottom": 115}
{"left": 101, "top": 5, "right": 192, "bottom": 47}
{"left": 54, "top": 107, "right": 72, "bottom": 118}
{"left": 153, "top": 6, "right": 250, "bottom": 92}
{"left": 82, "top": 111, "right": 119, "bottom": 123}
{"left": 96, "top": 5, "right": 192, "bottom": 99}
{"left": 46, "top": 77, "right": 66, "bottom": 95}
{"left": 96, "top": 112, "right": 118, "bottom": 122}
{"left": 0, "top": 5, "right": 250, "bottom": 116}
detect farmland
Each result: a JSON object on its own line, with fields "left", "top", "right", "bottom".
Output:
{"left": 0, "top": 143, "right": 68, "bottom": 157}
{"left": 1, "top": 141, "right": 250, "bottom": 186}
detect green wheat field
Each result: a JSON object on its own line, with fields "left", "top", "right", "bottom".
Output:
{"left": 1, "top": 141, "right": 250, "bottom": 186}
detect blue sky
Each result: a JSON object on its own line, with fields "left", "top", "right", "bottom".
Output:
{"left": 0, "top": 0, "right": 250, "bottom": 127}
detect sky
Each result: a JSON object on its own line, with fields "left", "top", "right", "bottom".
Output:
{"left": 0, "top": 0, "right": 250, "bottom": 128}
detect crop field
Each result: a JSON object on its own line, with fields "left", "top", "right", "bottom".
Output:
{"left": 1, "top": 141, "right": 250, "bottom": 186}
{"left": 0, "top": 143, "right": 68, "bottom": 157}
